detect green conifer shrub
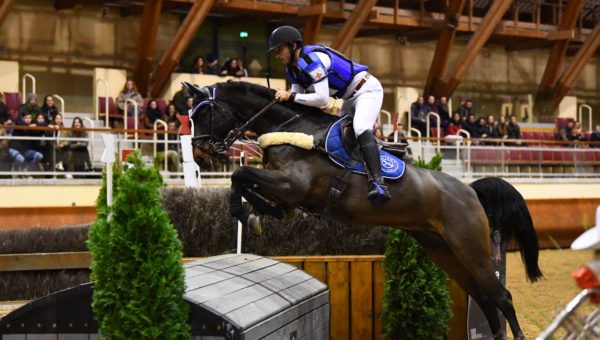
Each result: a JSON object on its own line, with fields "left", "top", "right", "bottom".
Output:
{"left": 382, "top": 154, "right": 451, "bottom": 339}
{"left": 87, "top": 152, "right": 190, "bottom": 339}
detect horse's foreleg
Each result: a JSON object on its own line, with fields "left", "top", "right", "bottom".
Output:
{"left": 231, "top": 169, "right": 285, "bottom": 219}
{"left": 232, "top": 166, "right": 306, "bottom": 206}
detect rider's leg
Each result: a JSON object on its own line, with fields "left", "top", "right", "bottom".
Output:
{"left": 351, "top": 77, "right": 390, "bottom": 200}
{"left": 357, "top": 131, "right": 391, "bottom": 200}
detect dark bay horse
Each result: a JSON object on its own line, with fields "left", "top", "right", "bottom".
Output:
{"left": 186, "top": 81, "right": 542, "bottom": 339}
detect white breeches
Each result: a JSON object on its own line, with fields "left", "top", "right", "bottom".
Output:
{"left": 341, "top": 75, "right": 384, "bottom": 137}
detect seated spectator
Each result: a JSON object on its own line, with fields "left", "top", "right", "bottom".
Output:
{"left": 0, "top": 93, "right": 8, "bottom": 124}
{"left": 18, "top": 93, "right": 40, "bottom": 119}
{"left": 142, "top": 99, "right": 164, "bottom": 130}
{"left": 571, "top": 121, "right": 586, "bottom": 143}
{"left": 506, "top": 114, "right": 523, "bottom": 145}
{"left": 172, "top": 85, "right": 190, "bottom": 116}
{"left": 558, "top": 120, "right": 574, "bottom": 142}
{"left": 444, "top": 112, "right": 464, "bottom": 145}
{"left": 165, "top": 103, "right": 180, "bottom": 127}
{"left": 220, "top": 58, "right": 246, "bottom": 77}
{"left": 192, "top": 56, "right": 205, "bottom": 74}
{"left": 410, "top": 96, "right": 428, "bottom": 136}
{"left": 48, "top": 113, "right": 69, "bottom": 171}
{"left": 436, "top": 96, "right": 450, "bottom": 126}
{"left": 484, "top": 114, "right": 498, "bottom": 144}
{"left": 591, "top": 124, "right": 600, "bottom": 148}
{"left": 495, "top": 115, "right": 508, "bottom": 139}
{"left": 426, "top": 95, "right": 439, "bottom": 128}
{"left": 462, "top": 114, "right": 478, "bottom": 138}
{"left": 64, "top": 117, "right": 91, "bottom": 173}
{"left": 8, "top": 112, "right": 43, "bottom": 172}
{"left": 237, "top": 58, "right": 250, "bottom": 77}
{"left": 473, "top": 117, "right": 488, "bottom": 145}
{"left": 40, "top": 95, "right": 59, "bottom": 122}
{"left": 204, "top": 53, "right": 220, "bottom": 75}
{"left": 374, "top": 126, "right": 385, "bottom": 140}
{"left": 456, "top": 98, "right": 473, "bottom": 119}
{"left": 32, "top": 114, "right": 52, "bottom": 170}
{"left": 117, "top": 79, "right": 143, "bottom": 117}
{"left": 0, "top": 125, "right": 9, "bottom": 171}
{"left": 185, "top": 97, "right": 194, "bottom": 115}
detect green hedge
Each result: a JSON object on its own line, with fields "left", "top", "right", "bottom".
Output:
{"left": 382, "top": 154, "right": 452, "bottom": 339}
{"left": 88, "top": 152, "right": 190, "bottom": 339}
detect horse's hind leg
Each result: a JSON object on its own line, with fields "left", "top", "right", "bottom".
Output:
{"left": 407, "top": 230, "right": 517, "bottom": 339}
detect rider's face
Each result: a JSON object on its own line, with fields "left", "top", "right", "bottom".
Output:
{"left": 274, "top": 45, "right": 291, "bottom": 65}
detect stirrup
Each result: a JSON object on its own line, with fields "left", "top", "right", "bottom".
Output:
{"left": 367, "top": 181, "right": 392, "bottom": 201}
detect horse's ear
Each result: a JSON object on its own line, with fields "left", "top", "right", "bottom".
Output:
{"left": 182, "top": 81, "right": 204, "bottom": 97}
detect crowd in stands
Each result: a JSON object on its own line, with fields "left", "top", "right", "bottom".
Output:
{"left": 189, "top": 54, "right": 250, "bottom": 77}
{"left": 408, "top": 95, "right": 599, "bottom": 149}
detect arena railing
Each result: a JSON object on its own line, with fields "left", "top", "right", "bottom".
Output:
{"left": 1, "top": 124, "right": 599, "bottom": 181}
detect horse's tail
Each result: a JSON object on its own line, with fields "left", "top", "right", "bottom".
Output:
{"left": 470, "top": 177, "right": 543, "bottom": 282}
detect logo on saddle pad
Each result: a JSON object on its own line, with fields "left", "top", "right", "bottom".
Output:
{"left": 325, "top": 117, "right": 405, "bottom": 180}
{"left": 380, "top": 155, "right": 399, "bottom": 172}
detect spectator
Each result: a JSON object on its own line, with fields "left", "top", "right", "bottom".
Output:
{"left": 495, "top": 115, "right": 508, "bottom": 139}
{"left": 558, "top": 120, "right": 574, "bottom": 142}
{"left": 18, "top": 93, "right": 41, "bottom": 119}
{"left": 484, "top": 114, "right": 498, "bottom": 144}
{"left": 8, "top": 112, "right": 43, "bottom": 172}
{"left": 185, "top": 97, "right": 194, "bottom": 115}
{"left": 571, "top": 121, "right": 586, "bottom": 143}
{"left": 426, "top": 95, "right": 437, "bottom": 113}
{"left": 436, "top": 96, "right": 450, "bottom": 126}
{"left": 591, "top": 124, "right": 600, "bottom": 148}
{"left": 473, "top": 117, "right": 489, "bottom": 145}
{"left": 221, "top": 58, "right": 242, "bottom": 77}
{"left": 410, "top": 96, "right": 428, "bottom": 136}
{"left": 48, "top": 113, "right": 69, "bottom": 171}
{"left": 506, "top": 114, "right": 522, "bottom": 145}
{"left": 64, "top": 117, "right": 91, "bottom": 172}
{"left": 374, "top": 126, "right": 384, "bottom": 140}
{"left": 32, "top": 114, "right": 52, "bottom": 170}
{"left": 0, "top": 125, "right": 9, "bottom": 171}
{"left": 142, "top": 99, "right": 164, "bottom": 130}
{"left": 117, "top": 79, "right": 143, "bottom": 117}
{"left": 192, "top": 56, "right": 205, "bottom": 74}
{"left": 462, "top": 113, "right": 478, "bottom": 137}
{"left": 237, "top": 58, "right": 250, "bottom": 77}
{"left": 204, "top": 53, "right": 220, "bottom": 75}
{"left": 456, "top": 98, "right": 473, "bottom": 119}
{"left": 0, "top": 93, "right": 8, "bottom": 124}
{"left": 444, "top": 112, "right": 463, "bottom": 145}
{"left": 172, "top": 85, "right": 191, "bottom": 116}
{"left": 165, "top": 103, "right": 179, "bottom": 126}
{"left": 40, "top": 95, "right": 59, "bottom": 122}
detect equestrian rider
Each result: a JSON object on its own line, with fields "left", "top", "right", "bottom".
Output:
{"left": 268, "top": 26, "right": 391, "bottom": 201}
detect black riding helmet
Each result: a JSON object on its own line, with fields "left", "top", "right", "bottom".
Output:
{"left": 267, "top": 26, "right": 303, "bottom": 53}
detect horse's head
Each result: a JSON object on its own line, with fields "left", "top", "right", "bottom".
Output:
{"left": 184, "top": 81, "right": 240, "bottom": 169}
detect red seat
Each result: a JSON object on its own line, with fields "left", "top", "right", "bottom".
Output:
{"left": 156, "top": 99, "right": 167, "bottom": 115}
{"left": 542, "top": 132, "right": 555, "bottom": 140}
{"left": 98, "top": 97, "right": 118, "bottom": 115}
{"left": 552, "top": 149, "right": 564, "bottom": 163}
{"left": 530, "top": 149, "right": 541, "bottom": 163}
{"left": 562, "top": 150, "right": 574, "bottom": 163}
{"left": 141, "top": 98, "right": 150, "bottom": 116}
{"left": 471, "top": 148, "right": 487, "bottom": 164}
{"left": 542, "top": 150, "right": 554, "bottom": 164}
{"left": 522, "top": 131, "right": 534, "bottom": 140}
{"left": 3, "top": 92, "right": 21, "bottom": 111}
{"left": 486, "top": 148, "right": 500, "bottom": 163}
{"left": 594, "top": 150, "right": 600, "bottom": 164}
{"left": 533, "top": 132, "right": 544, "bottom": 141}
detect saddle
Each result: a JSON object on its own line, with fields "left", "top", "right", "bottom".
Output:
{"left": 339, "top": 118, "right": 408, "bottom": 160}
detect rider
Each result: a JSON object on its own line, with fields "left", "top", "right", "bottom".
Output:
{"left": 268, "top": 26, "right": 391, "bottom": 201}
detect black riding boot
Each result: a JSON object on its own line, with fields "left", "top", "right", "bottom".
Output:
{"left": 357, "top": 131, "right": 392, "bottom": 201}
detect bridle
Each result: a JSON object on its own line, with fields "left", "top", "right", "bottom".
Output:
{"left": 189, "top": 85, "right": 278, "bottom": 156}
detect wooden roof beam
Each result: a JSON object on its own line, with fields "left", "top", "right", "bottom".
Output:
{"left": 442, "top": 0, "right": 513, "bottom": 98}
{"left": 332, "top": 0, "right": 379, "bottom": 54}
{"left": 423, "top": 0, "right": 466, "bottom": 98}
{"left": 536, "top": 0, "right": 583, "bottom": 103}
{"left": 301, "top": 0, "right": 326, "bottom": 45}
{"left": 150, "top": 0, "right": 216, "bottom": 98}
{"left": 551, "top": 22, "right": 600, "bottom": 115}
{"left": 134, "top": 0, "right": 163, "bottom": 97}
{"left": 0, "top": 0, "right": 16, "bottom": 28}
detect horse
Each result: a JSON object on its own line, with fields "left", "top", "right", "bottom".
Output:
{"left": 186, "top": 80, "right": 542, "bottom": 340}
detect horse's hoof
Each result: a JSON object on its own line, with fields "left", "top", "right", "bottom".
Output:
{"left": 248, "top": 214, "right": 261, "bottom": 236}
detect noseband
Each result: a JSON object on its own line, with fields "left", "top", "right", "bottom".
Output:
{"left": 190, "top": 85, "right": 278, "bottom": 156}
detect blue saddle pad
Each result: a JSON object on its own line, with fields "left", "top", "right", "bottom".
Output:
{"left": 324, "top": 117, "right": 405, "bottom": 180}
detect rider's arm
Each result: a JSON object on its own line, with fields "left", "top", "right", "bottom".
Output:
{"left": 292, "top": 80, "right": 329, "bottom": 107}
{"left": 290, "top": 51, "right": 331, "bottom": 107}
